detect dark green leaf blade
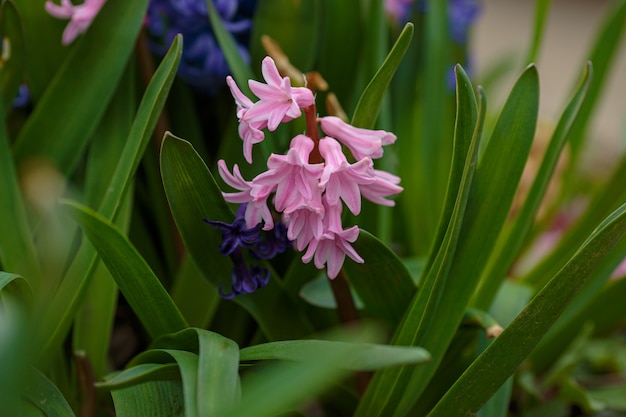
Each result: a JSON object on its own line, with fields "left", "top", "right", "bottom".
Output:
{"left": 351, "top": 22, "right": 413, "bottom": 129}
{"left": 62, "top": 200, "right": 188, "bottom": 339}
{"left": 240, "top": 340, "right": 430, "bottom": 371}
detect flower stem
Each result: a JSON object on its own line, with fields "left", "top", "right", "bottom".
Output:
{"left": 329, "top": 269, "right": 371, "bottom": 395}
{"left": 304, "top": 104, "right": 322, "bottom": 164}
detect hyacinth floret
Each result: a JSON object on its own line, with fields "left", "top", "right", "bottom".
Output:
{"left": 45, "top": 0, "right": 107, "bottom": 45}
{"left": 217, "top": 56, "right": 402, "bottom": 281}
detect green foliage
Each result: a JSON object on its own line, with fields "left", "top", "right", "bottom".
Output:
{"left": 3, "top": 0, "right": 626, "bottom": 416}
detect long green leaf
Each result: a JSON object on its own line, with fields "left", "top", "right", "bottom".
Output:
{"left": 240, "top": 340, "right": 430, "bottom": 371}
{"left": 62, "top": 200, "right": 187, "bottom": 339}
{"left": 35, "top": 35, "right": 182, "bottom": 364}
{"left": 355, "top": 66, "right": 484, "bottom": 417}
{"left": 351, "top": 22, "right": 413, "bottom": 129}
{"left": 98, "top": 364, "right": 181, "bottom": 390}
{"left": 472, "top": 62, "right": 593, "bottom": 309}
{"left": 525, "top": 0, "right": 552, "bottom": 64}
{"left": 13, "top": 0, "right": 149, "bottom": 176}
{"left": 566, "top": 0, "right": 626, "bottom": 163}
{"left": 427, "top": 202, "right": 626, "bottom": 417}
{"left": 0, "top": 271, "right": 31, "bottom": 303}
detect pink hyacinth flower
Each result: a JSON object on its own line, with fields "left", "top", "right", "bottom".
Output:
{"left": 283, "top": 205, "right": 325, "bottom": 252}
{"left": 217, "top": 160, "right": 275, "bottom": 230}
{"left": 45, "top": 0, "right": 107, "bottom": 45}
{"left": 360, "top": 168, "right": 403, "bottom": 207}
{"left": 244, "top": 57, "right": 315, "bottom": 131}
{"left": 302, "top": 202, "right": 363, "bottom": 279}
{"left": 319, "top": 116, "right": 397, "bottom": 160}
{"left": 226, "top": 76, "right": 266, "bottom": 164}
{"left": 253, "top": 134, "right": 324, "bottom": 214}
{"left": 318, "top": 137, "right": 375, "bottom": 215}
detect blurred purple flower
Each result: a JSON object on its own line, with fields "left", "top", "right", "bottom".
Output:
{"left": 146, "top": 0, "right": 256, "bottom": 93}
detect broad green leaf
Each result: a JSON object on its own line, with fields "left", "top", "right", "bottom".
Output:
{"left": 35, "top": 35, "right": 182, "bottom": 365}
{"left": 62, "top": 200, "right": 188, "bottom": 339}
{"left": 13, "top": 0, "right": 149, "bottom": 176}
{"left": 525, "top": 0, "right": 552, "bottom": 64}
{"left": 0, "top": 1, "right": 24, "bottom": 112}
{"left": 566, "top": 0, "right": 626, "bottom": 163}
{"left": 472, "top": 62, "right": 593, "bottom": 309}
{"left": 298, "top": 273, "right": 365, "bottom": 309}
{"left": 98, "top": 364, "right": 181, "bottom": 390}
{"left": 343, "top": 230, "right": 416, "bottom": 323}
{"left": 223, "top": 330, "right": 376, "bottom": 417}
{"left": 0, "top": 98, "right": 40, "bottom": 286}
{"left": 427, "top": 201, "right": 626, "bottom": 417}
{"left": 112, "top": 380, "right": 185, "bottom": 417}
{"left": 160, "top": 133, "right": 233, "bottom": 290}
{"left": 240, "top": 340, "right": 430, "bottom": 371}
{"left": 127, "top": 329, "right": 240, "bottom": 417}
{"left": 250, "top": 0, "right": 320, "bottom": 73}
{"left": 21, "top": 369, "right": 76, "bottom": 417}
{"left": 160, "top": 134, "right": 313, "bottom": 340}
{"left": 355, "top": 67, "right": 485, "bottom": 417}
{"left": 0, "top": 296, "right": 28, "bottom": 417}
{"left": 351, "top": 22, "right": 413, "bottom": 129}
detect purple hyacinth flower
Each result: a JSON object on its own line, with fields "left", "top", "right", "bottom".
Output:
{"left": 204, "top": 204, "right": 262, "bottom": 255}
{"left": 219, "top": 248, "right": 270, "bottom": 299}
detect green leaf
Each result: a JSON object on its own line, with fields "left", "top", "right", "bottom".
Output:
{"left": 0, "top": 271, "right": 31, "bottom": 303}
{"left": 35, "top": 35, "right": 182, "bottom": 365}
{"left": 343, "top": 230, "right": 416, "bottom": 322}
{"left": 127, "top": 328, "right": 241, "bottom": 417}
{"left": 426, "top": 201, "right": 626, "bottom": 417}
{"left": 351, "top": 22, "right": 413, "bottom": 129}
{"left": 112, "top": 380, "right": 185, "bottom": 417}
{"left": 566, "top": 0, "right": 626, "bottom": 163}
{"left": 525, "top": 0, "right": 553, "bottom": 64}
{"left": 355, "top": 67, "right": 485, "bottom": 417}
{"left": 160, "top": 133, "right": 233, "bottom": 290}
{"left": 21, "top": 369, "right": 76, "bottom": 417}
{"left": 240, "top": 340, "right": 430, "bottom": 371}
{"left": 472, "top": 62, "right": 593, "bottom": 309}
{"left": 98, "top": 364, "right": 181, "bottom": 390}
{"left": 13, "top": 0, "right": 150, "bottom": 176}
{"left": 62, "top": 200, "right": 187, "bottom": 339}
{"left": 223, "top": 330, "right": 376, "bottom": 417}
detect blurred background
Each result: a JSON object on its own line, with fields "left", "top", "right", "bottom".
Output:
{"left": 474, "top": 0, "right": 626, "bottom": 175}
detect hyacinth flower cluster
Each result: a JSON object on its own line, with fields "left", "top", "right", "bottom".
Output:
{"left": 145, "top": 0, "right": 256, "bottom": 92}
{"left": 45, "top": 0, "right": 107, "bottom": 45}
{"left": 214, "top": 56, "right": 402, "bottom": 287}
